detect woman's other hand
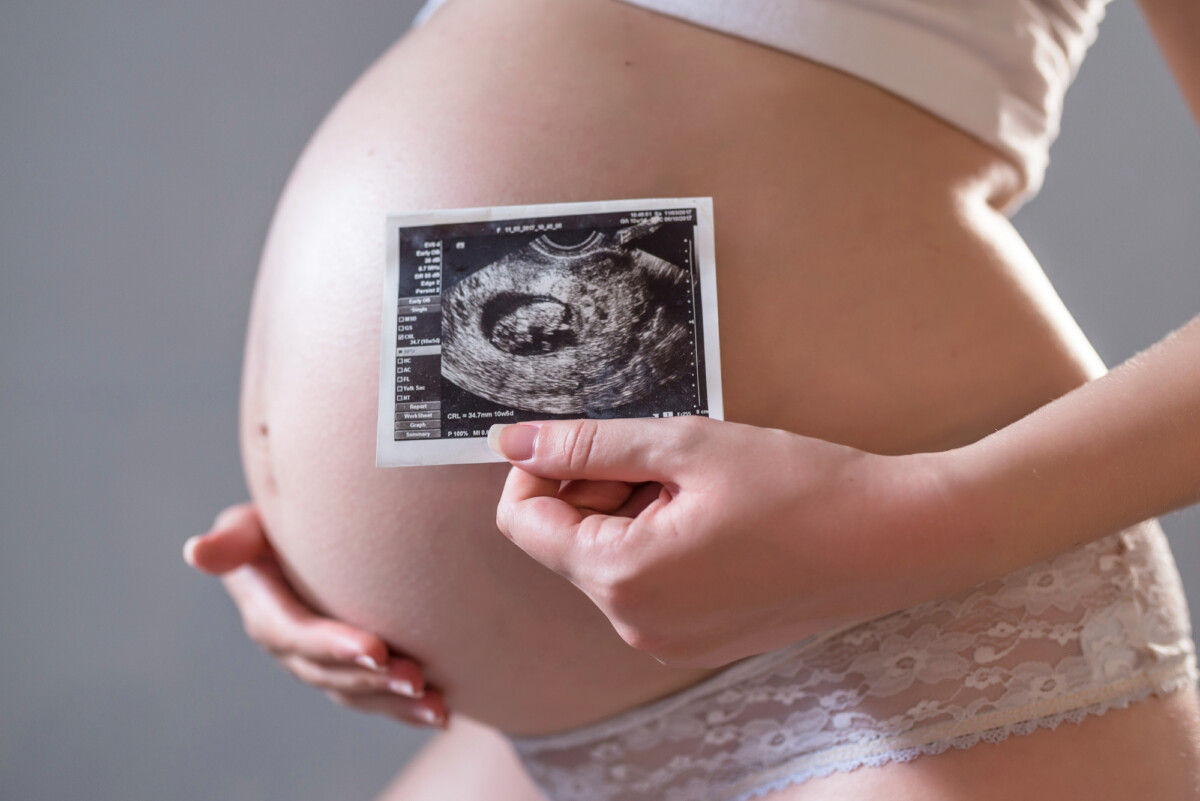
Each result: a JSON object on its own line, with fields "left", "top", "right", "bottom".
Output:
{"left": 184, "top": 503, "right": 448, "bottom": 727}
{"left": 492, "top": 417, "right": 957, "bottom": 670}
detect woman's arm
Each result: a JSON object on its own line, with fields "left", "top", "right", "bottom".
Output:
{"left": 490, "top": 313, "right": 1200, "bottom": 667}
{"left": 950, "top": 315, "right": 1200, "bottom": 584}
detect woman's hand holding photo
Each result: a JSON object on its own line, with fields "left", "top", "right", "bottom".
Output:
{"left": 491, "top": 416, "right": 957, "bottom": 669}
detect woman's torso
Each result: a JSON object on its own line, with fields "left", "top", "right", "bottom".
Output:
{"left": 240, "top": 0, "right": 1104, "bottom": 735}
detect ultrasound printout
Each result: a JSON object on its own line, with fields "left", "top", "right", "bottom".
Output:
{"left": 376, "top": 197, "right": 721, "bottom": 467}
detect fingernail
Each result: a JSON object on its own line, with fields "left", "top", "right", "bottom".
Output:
{"left": 353, "top": 654, "right": 384, "bottom": 672}
{"left": 211, "top": 506, "right": 242, "bottom": 531}
{"left": 487, "top": 423, "right": 540, "bottom": 461}
{"left": 182, "top": 536, "right": 201, "bottom": 567}
{"left": 388, "top": 678, "right": 423, "bottom": 699}
{"left": 415, "top": 706, "right": 445, "bottom": 727}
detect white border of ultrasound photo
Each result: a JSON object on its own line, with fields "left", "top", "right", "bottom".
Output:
{"left": 376, "top": 197, "right": 723, "bottom": 467}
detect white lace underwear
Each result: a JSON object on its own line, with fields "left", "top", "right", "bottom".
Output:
{"left": 509, "top": 520, "right": 1197, "bottom": 801}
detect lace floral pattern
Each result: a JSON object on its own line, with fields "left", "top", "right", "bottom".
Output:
{"left": 510, "top": 520, "right": 1197, "bottom": 801}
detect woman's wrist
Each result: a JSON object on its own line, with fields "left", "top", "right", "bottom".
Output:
{"left": 923, "top": 419, "right": 1124, "bottom": 602}
{"left": 859, "top": 435, "right": 1082, "bottom": 618}
{"left": 768, "top": 444, "right": 983, "bottom": 634}
{"left": 920, "top": 436, "right": 1045, "bottom": 595}
{"left": 928, "top": 312, "right": 1200, "bottom": 596}
{"left": 866, "top": 447, "right": 994, "bottom": 614}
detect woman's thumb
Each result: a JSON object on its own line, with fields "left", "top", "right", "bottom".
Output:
{"left": 183, "top": 504, "right": 269, "bottom": 575}
{"left": 487, "top": 417, "right": 707, "bottom": 483}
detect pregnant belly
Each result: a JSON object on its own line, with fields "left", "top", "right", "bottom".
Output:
{"left": 240, "top": 0, "right": 1102, "bottom": 735}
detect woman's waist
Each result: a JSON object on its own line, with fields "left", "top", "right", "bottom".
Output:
{"left": 376, "top": 0, "right": 1024, "bottom": 214}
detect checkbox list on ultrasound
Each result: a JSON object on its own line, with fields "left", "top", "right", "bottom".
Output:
{"left": 392, "top": 242, "right": 446, "bottom": 441}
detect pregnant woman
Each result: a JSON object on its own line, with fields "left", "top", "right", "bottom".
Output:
{"left": 186, "top": 0, "right": 1200, "bottom": 798}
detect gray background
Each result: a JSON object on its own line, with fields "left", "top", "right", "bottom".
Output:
{"left": 1, "top": 1, "right": 1197, "bottom": 799}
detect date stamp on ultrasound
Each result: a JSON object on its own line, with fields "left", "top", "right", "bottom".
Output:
{"left": 376, "top": 197, "right": 722, "bottom": 467}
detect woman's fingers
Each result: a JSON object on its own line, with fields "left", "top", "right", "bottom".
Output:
{"left": 498, "top": 466, "right": 644, "bottom": 583}
{"left": 497, "top": 467, "right": 589, "bottom": 579}
{"left": 281, "top": 655, "right": 426, "bottom": 699}
{"left": 488, "top": 417, "right": 711, "bottom": 483}
{"left": 186, "top": 502, "right": 447, "bottom": 724}
{"left": 185, "top": 503, "right": 396, "bottom": 671}
{"left": 557, "top": 479, "right": 636, "bottom": 513}
{"left": 616, "top": 481, "right": 669, "bottom": 518}
{"left": 324, "top": 687, "right": 449, "bottom": 728}
{"left": 183, "top": 503, "right": 269, "bottom": 575}
{"left": 493, "top": 416, "right": 706, "bottom": 581}
{"left": 221, "top": 560, "right": 396, "bottom": 673}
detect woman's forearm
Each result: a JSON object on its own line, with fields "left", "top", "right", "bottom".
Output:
{"left": 929, "top": 0, "right": 1200, "bottom": 623}
{"left": 947, "top": 314, "right": 1200, "bottom": 582}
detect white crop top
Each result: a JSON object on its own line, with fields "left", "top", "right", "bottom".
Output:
{"left": 618, "top": 0, "right": 1112, "bottom": 211}
{"left": 415, "top": 0, "right": 1113, "bottom": 210}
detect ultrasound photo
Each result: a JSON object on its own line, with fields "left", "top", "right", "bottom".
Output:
{"left": 376, "top": 198, "right": 721, "bottom": 467}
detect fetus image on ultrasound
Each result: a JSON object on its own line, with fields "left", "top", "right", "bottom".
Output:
{"left": 441, "top": 220, "right": 694, "bottom": 415}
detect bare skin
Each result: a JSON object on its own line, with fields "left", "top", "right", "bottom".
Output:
{"left": 234, "top": 0, "right": 1200, "bottom": 796}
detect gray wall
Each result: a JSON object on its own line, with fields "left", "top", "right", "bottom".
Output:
{"left": 1, "top": 2, "right": 1197, "bottom": 799}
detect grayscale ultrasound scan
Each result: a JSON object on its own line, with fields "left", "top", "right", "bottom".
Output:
{"left": 377, "top": 198, "right": 721, "bottom": 467}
